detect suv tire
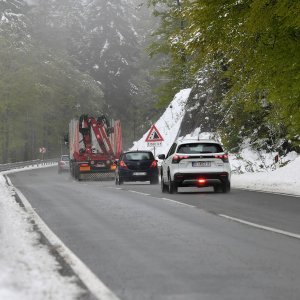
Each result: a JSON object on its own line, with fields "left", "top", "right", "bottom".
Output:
{"left": 161, "top": 176, "right": 168, "bottom": 193}
{"left": 222, "top": 181, "right": 231, "bottom": 193}
{"left": 168, "top": 174, "right": 178, "bottom": 194}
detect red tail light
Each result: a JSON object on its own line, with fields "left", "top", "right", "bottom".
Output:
{"left": 150, "top": 160, "right": 157, "bottom": 168}
{"left": 119, "top": 161, "right": 128, "bottom": 168}
{"left": 172, "top": 155, "right": 189, "bottom": 164}
{"left": 59, "top": 161, "right": 66, "bottom": 166}
{"left": 172, "top": 155, "right": 180, "bottom": 163}
{"left": 215, "top": 154, "right": 229, "bottom": 162}
{"left": 198, "top": 178, "right": 206, "bottom": 184}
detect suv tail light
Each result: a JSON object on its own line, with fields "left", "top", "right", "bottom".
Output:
{"left": 119, "top": 161, "right": 128, "bottom": 168}
{"left": 150, "top": 160, "right": 157, "bottom": 168}
{"left": 172, "top": 155, "right": 189, "bottom": 164}
{"left": 215, "top": 154, "right": 229, "bottom": 163}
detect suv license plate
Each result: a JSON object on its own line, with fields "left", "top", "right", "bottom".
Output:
{"left": 133, "top": 172, "right": 147, "bottom": 176}
{"left": 192, "top": 161, "right": 211, "bottom": 167}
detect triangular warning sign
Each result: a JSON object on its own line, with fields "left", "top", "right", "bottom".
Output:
{"left": 145, "top": 124, "right": 164, "bottom": 142}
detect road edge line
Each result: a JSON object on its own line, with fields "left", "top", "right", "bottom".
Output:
{"left": 233, "top": 187, "right": 300, "bottom": 198}
{"left": 219, "top": 214, "right": 300, "bottom": 240}
{"left": 13, "top": 186, "right": 121, "bottom": 300}
{"left": 161, "top": 197, "right": 195, "bottom": 208}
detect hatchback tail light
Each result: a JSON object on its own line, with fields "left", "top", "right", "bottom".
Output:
{"left": 150, "top": 160, "right": 157, "bottom": 168}
{"left": 215, "top": 154, "right": 229, "bottom": 162}
{"left": 119, "top": 161, "right": 128, "bottom": 168}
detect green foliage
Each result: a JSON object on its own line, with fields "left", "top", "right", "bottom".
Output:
{"left": 148, "top": 0, "right": 300, "bottom": 149}
{"left": 0, "top": 36, "right": 104, "bottom": 162}
{"left": 147, "top": 0, "right": 193, "bottom": 106}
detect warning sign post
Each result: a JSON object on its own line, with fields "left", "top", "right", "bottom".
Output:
{"left": 145, "top": 125, "right": 164, "bottom": 157}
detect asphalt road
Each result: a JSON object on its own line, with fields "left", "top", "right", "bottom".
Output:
{"left": 9, "top": 167, "right": 300, "bottom": 300}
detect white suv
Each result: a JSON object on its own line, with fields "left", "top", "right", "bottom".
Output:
{"left": 158, "top": 139, "right": 231, "bottom": 194}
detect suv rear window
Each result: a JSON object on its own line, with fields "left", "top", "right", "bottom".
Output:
{"left": 61, "top": 155, "right": 69, "bottom": 161}
{"left": 177, "top": 143, "right": 223, "bottom": 154}
{"left": 124, "top": 152, "right": 154, "bottom": 161}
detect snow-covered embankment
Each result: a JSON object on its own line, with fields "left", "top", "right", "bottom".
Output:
{"left": 132, "top": 89, "right": 300, "bottom": 196}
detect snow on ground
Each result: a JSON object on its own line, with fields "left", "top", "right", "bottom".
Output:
{"left": 232, "top": 155, "right": 300, "bottom": 196}
{"left": 132, "top": 89, "right": 300, "bottom": 196}
{"left": 0, "top": 171, "right": 83, "bottom": 300}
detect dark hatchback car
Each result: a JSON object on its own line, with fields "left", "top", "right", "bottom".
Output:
{"left": 115, "top": 151, "right": 159, "bottom": 185}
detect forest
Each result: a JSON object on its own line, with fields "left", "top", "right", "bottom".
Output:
{"left": 148, "top": 0, "right": 300, "bottom": 152}
{"left": 0, "top": 0, "right": 299, "bottom": 162}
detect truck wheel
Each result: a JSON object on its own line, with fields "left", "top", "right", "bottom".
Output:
{"left": 116, "top": 175, "right": 123, "bottom": 185}
{"left": 74, "top": 166, "right": 81, "bottom": 181}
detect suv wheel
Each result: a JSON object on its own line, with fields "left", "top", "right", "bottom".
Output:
{"left": 222, "top": 181, "right": 231, "bottom": 193}
{"left": 214, "top": 182, "right": 231, "bottom": 193}
{"left": 168, "top": 174, "right": 178, "bottom": 194}
{"left": 161, "top": 176, "right": 167, "bottom": 193}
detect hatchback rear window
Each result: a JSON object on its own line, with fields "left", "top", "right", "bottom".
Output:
{"left": 177, "top": 143, "right": 223, "bottom": 154}
{"left": 124, "top": 152, "right": 153, "bottom": 161}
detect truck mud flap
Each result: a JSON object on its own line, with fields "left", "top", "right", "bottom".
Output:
{"left": 79, "top": 172, "right": 115, "bottom": 181}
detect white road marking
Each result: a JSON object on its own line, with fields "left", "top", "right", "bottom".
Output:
{"left": 161, "top": 198, "right": 195, "bottom": 208}
{"left": 235, "top": 187, "right": 300, "bottom": 198}
{"left": 128, "top": 190, "right": 150, "bottom": 196}
{"left": 14, "top": 188, "right": 121, "bottom": 300}
{"left": 106, "top": 186, "right": 122, "bottom": 190}
{"left": 219, "top": 214, "right": 300, "bottom": 240}
{"left": 107, "top": 186, "right": 195, "bottom": 208}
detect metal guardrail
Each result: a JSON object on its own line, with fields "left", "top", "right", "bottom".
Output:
{"left": 0, "top": 159, "right": 58, "bottom": 172}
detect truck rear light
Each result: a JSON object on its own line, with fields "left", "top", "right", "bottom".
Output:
{"left": 119, "top": 161, "right": 128, "bottom": 168}
{"left": 80, "top": 164, "right": 91, "bottom": 171}
{"left": 150, "top": 160, "right": 157, "bottom": 168}
{"left": 198, "top": 178, "right": 206, "bottom": 184}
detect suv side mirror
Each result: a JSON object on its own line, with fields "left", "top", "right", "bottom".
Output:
{"left": 158, "top": 154, "right": 166, "bottom": 160}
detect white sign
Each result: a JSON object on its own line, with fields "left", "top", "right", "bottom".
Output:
{"left": 147, "top": 142, "right": 162, "bottom": 147}
{"left": 39, "top": 147, "right": 46, "bottom": 154}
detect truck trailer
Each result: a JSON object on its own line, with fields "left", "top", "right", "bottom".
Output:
{"left": 69, "top": 114, "right": 122, "bottom": 180}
